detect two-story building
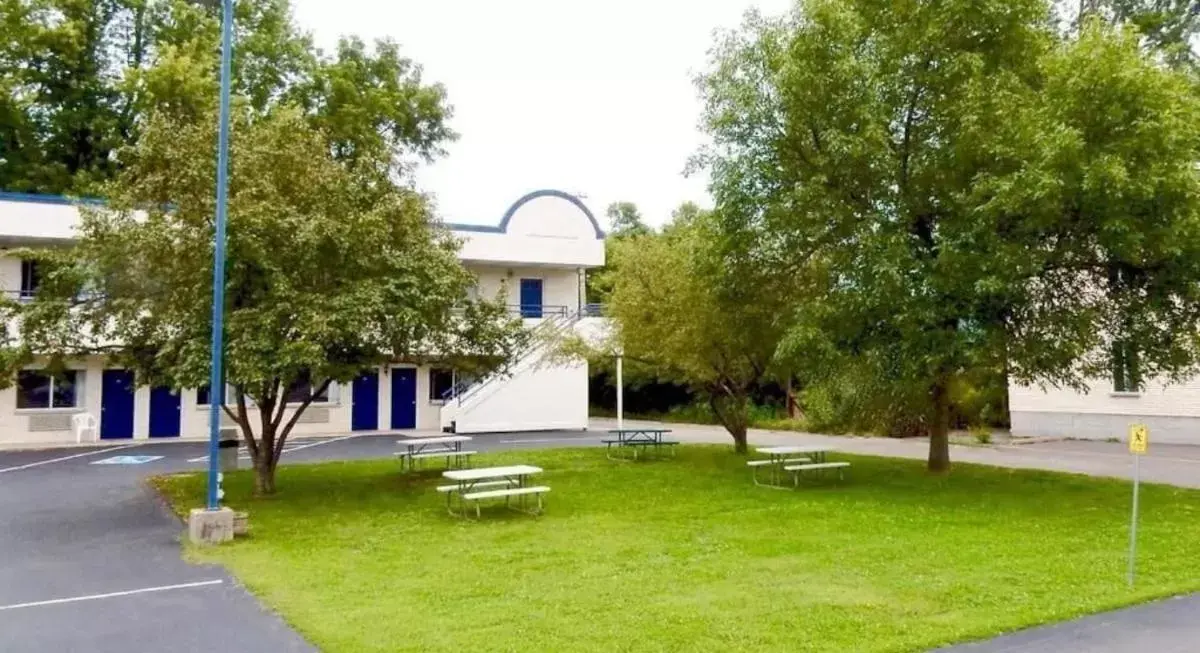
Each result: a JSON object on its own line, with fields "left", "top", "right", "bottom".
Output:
{"left": 0, "top": 189, "right": 605, "bottom": 446}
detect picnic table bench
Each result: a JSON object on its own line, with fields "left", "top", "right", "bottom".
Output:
{"left": 440, "top": 465, "right": 547, "bottom": 517}
{"left": 602, "top": 428, "right": 678, "bottom": 460}
{"left": 394, "top": 435, "right": 474, "bottom": 472}
{"left": 749, "top": 445, "right": 848, "bottom": 487}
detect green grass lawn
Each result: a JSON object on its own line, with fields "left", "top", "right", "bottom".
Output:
{"left": 155, "top": 447, "right": 1200, "bottom": 653}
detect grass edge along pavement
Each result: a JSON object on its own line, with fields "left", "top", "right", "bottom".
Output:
{"left": 152, "top": 446, "right": 1200, "bottom": 653}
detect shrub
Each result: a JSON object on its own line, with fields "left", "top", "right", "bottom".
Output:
{"left": 970, "top": 424, "right": 993, "bottom": 445}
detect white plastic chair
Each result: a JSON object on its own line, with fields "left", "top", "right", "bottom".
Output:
{"left": 72, "top": 412, "right": 98, "bottom": 444}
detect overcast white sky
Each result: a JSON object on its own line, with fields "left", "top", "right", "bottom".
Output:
{"left": 291, "top": 0, "right": 793, "bottom": 228}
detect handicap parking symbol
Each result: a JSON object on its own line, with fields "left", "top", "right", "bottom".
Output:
{"left": 91, "top": 455, "right": 164, "bottom": 465}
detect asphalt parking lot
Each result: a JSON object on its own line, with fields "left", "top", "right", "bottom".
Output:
{"left": 0, "top": 430, "right": 602, "bottom": 653}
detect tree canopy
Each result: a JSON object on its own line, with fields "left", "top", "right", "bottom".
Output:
{"left": 604, "top": 210, "right": 799, "bottom": 452}
{"left": 15, "top": 108, "right": 521, "bottom": 494}
{"left": 605, "top": 201, "right": 652, "bottom": 238}
{"left": 2, "top": 0, "right": 514, "bottom": 496}
{"left": 0, "top": 0, "right": 451, "bottom": 193}
{"left": 698, "top": 0, "right": 1200, "bottom": 471}
{"left": 1073, "top": 0, "right": 1200, "bottom": 66}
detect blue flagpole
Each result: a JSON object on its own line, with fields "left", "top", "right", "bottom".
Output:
{"left": 206, "top": 0, "right": 235, "bottom": 511}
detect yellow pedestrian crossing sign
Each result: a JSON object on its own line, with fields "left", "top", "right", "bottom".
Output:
{"left": 1129, "top": 424, "right": 1148, "bottom": 454}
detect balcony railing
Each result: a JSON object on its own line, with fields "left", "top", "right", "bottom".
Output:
{"left": 580, "top": 303, "right": 605, "bottom": 317}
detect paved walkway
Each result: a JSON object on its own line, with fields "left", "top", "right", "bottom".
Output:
{"left": 595, "top": 418, "right": 1200, "bottom": 488}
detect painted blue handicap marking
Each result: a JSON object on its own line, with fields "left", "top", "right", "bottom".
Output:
{"left": 91, "top": 455, "right": 164, "bottom": 465}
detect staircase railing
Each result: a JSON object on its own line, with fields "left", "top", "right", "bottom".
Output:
{"left": 441, "top": 308, "right": 584, "bottom": 406}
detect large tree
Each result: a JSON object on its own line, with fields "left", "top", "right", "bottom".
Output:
{"left": 699, "top": 0, "right": 1200, "bottom": 471}
{"left": 15, "top": 108, "right": 521, "bottom": 495}
{"left": 0, "top": 0, "right": 450, "bottom": 193}
{"left": 603, "top": 210, "right": 798, "bottom": 452}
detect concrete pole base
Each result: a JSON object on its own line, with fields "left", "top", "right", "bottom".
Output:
{"left": 188, "top": 507, "right": 236, "bottom": 545}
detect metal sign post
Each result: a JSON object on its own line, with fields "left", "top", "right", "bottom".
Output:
{"left": 205, "top": 0, "right": 235, "bottom": 512}
{"left": 1128, "top": 424, "right": 1148, "bottom": 587}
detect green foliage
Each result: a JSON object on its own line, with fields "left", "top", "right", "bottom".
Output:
{"left": 698, "top": 0, "right": 1200, "bottom": 471}
{"left": 1073, "top": 0, "right": 1200, "bottom": 66}
{"left": 155, "top": 446, "right": 1200, "bottom": 652}
{"left": 585, "top": 201, "right": 652, "bottom": 305}
{"left": 604, "top": 201, "right": 651, "bottom": 238}
{"left": 970, "top": 424, "right": 994, "bottom": 445}
{"left": 604, "top": 211, "right": 798, "bottom": 451}
{"left": 0, "top": 0, "right": 452, "bottom": 193}
{"left": 15, "top": 107, "right": 521, "bottom": 494}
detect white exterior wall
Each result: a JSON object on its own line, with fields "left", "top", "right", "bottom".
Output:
{"left": 0, "top": 357, "right": 98, "bottom": 446}
{"left": 468, "top": 264, "right": 583, "bottom": 313}
{"left": 0, "top": 361, "right": 463, "bottom": 446}
{"left": 0, "top": 189, "right": 606, "bottom": 446}
{"left": 439, "top": 317, "right": 611, "bottom": 434}
{"left": 446, "top": 360, "right": 589, "bottom": 434}
{"left": 0, "top": 255, "right": 20, "bottom": 293}
{"left": 0, "top": 196, "right": 88, "bottom": 243}
{"left": 1010, "top": 376, "right": 1200, "bottom": 444}
{"left": 453, "top": 192, "right": 604, "bottom": 269}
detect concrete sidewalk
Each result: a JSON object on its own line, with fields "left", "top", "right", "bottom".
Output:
{"left": 593, "top": 418, "right": 1200, "bottom": 488}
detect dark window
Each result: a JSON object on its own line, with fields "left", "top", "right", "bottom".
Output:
{"left": 20, "top": 260, "right": 40, "bottom": 298}
{"left": 197, "top": 384, "right": 217, "bottom": 406}
{"left": 1113, "top": 341, "right": 1141, "bottom": 393}
{"left": 284, "top": 371, "right": 329, "bottom": 404}
{"left": 429, "top": 368, "right": 455, "bottom": 401}
{"left": 17, "top": 370, "right": 77, "bottom": 409}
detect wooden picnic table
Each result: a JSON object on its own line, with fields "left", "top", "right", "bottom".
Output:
{"left": 603, "top": 428, "right": 678, "bottom": 460}
{"left": 751, "top": 445, "right": 837, "bottom": 487}
{"left": 395, "top": 435, "right": 474, "bottom": 472}
{"left": 441, "top": 465, "right": 546, "bottom": 517}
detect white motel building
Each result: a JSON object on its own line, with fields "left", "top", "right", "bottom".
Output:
{"left": 0, "top": 189, "right": 606, "bottom": 447}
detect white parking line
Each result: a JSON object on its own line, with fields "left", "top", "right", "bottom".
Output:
{"left": 0, "top": 443, "right": 141, "bottom": 474}
{"left": 187, "top": 433, "right": 363, "bottom": 463}
{"left": 284, "top": 433, "right": 361, "bottom": 453}
{"left": 0, "top": 580, "right": 223, "bottom": 611}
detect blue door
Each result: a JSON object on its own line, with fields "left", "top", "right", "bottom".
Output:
{"left": 352, "top": 370, "right": 379, "bottom": 431}
{"left": 519, "top": 278, "right": 543, "bottom": 318}
{"left": 100, "top": 369, "right": 135, "bottom": 439}
{"left": 148, "top": 386, "right": 181, "bottom": 438}
{"left": 390, "top": 368, "right": 417, "bottom": 429}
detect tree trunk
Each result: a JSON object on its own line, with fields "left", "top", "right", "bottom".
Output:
{"left": 730, "top": 423, "right": 749, "bottom": 454}
{"left": 928, "top": 376, "right": 951, "bottom": 473}
{"left": 253, "top": 455, "right": 277, "bottom": 496}
{"left": 252, "top": 421, "right": 280, "bottom": 496}
{"left": 710, "top": 391, "right": 750, "bottom": 454}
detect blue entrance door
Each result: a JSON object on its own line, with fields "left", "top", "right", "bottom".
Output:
{"left": 519, "top": 278, "right": 543, "bottom": 318}
{"left": 100, "top": 369, "right": 135, "bottom": 439}
{"left": 352, "top": 370, "right": 379, "bottom": 431}
{"left": 148, "top": 386, "right": 181, "bottom": 438}
{"left": 390, "top": 368, "right": 417, "bottom": 429}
